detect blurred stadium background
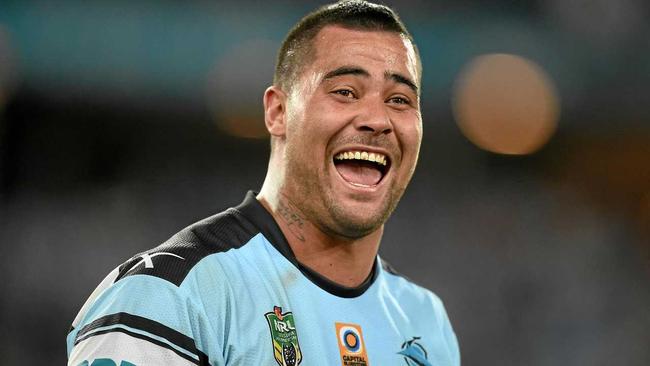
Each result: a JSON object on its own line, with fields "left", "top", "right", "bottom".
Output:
{"left": 0, "top": 0, "right": 648, "bottom": 364}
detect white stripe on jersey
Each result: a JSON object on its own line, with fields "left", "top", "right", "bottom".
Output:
{"left": 68, "top": 331, "right": 198, "bottom": 366}
{"left": 72, "top": 267, "right": 120, "bottom": 329}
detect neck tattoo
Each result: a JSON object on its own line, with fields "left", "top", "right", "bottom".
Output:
{"left": 277, "top": 197, "right": 306, "bottom": 242}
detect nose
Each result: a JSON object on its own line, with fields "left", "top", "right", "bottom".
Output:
{"left": 353, "top": 97, "right": 393, "bottom": 135}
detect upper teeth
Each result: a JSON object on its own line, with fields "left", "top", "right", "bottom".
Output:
{"left": 334, "top": 151, "right": 387, "bottom": 166}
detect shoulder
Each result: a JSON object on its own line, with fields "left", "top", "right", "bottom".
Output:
{"left": 67, "top": 207, "right": 260, "bottom": 361}
{"left": 379, "top": 258, "right": 460, "bottom": 363}
{"left": 115, "top": 207, "right": 261, "bottom": 287}
{"left": 379, "top": 257, "right": 447, "bottom": 313}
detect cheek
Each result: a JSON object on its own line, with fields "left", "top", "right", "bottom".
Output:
{"left": 397, "top": 118, "right": 423, "bottom": 155}
{"left": 285, "top": 110, "right": 330, "bottom": 161}
{"left": 299, "top": 104, "right": 339, "bottom": 142}
{"left": 397, "top": 123, "right": 422, "bottom": 181}
{"left": 412, "top": 118, "right": 423, "bottom": 142}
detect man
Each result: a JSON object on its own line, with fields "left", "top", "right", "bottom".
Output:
{"left": 67, "top": 1, "right": 460, "bottom": 365}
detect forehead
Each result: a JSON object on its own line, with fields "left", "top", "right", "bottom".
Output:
{"left": 307, "top": 25, "right": 419, "bottom": 83}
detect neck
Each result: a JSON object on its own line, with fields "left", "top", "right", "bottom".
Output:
{"left": 257, "top": 189, "right": 382, "bottom": 288}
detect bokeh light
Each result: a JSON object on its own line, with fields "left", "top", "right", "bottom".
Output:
{"left": 452, "top": 53, "right": 560, "bottom": 155}
{"left": 206, "top": 39, "right": 277, "bottom": 139}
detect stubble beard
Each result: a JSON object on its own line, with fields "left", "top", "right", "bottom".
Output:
{"left": 324, "top": 184, "right": 405, "bottom": 239}
{"left": 283, "top": 143, "right": 407, "bottom": 240}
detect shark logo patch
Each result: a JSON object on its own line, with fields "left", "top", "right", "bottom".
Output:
{"left": 398, "top": 336, "right": 431, "bottom": 366}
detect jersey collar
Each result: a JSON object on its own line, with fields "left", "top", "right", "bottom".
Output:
{"left": 235, "top": 190, "right": 378, "bottom": 298}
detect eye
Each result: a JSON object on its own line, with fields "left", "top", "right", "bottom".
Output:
{"left": 332, "top": 89, "right": 356, "bottom": 99}
{"left": 387, "top": 96, "right": 411, "bottom": 105}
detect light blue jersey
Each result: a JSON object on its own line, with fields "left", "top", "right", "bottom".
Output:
{"left": 67, "top": 192, "right": 460, "bottom": 366}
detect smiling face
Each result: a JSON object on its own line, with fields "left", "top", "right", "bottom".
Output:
{"left": 279, "top": 25, "right": 422, "bottom": 239}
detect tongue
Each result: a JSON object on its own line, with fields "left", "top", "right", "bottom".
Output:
{"left": 335, "top": 161, "right": 382, "bottom": 186}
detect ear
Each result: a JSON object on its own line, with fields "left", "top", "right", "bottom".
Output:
{"left": 263, "top": 86, "right": 287, "bottom": 137}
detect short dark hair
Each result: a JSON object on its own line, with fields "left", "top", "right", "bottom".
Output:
{"left": 274, "top": 0, "right": 420, "bottom": 93}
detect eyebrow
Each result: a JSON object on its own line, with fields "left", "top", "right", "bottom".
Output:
{"left": 323, "top": 66, "right": 370, "bottom": 80}
{"left": 386, "top": 71, "right": 419, "bottom": 95}
{"left": 322, "top": 66, "right": 418, "bottom": 95}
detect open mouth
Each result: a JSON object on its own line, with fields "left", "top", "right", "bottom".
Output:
{"left": 333, "top": 150, "right": 390, "bottom": 187}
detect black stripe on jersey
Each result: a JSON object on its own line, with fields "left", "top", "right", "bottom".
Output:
{"left": 114, "top": 191, "right": 380, "bottom": 297}
{"left": 74, "top": 312, "right": 209, "bottom": 365}
{"left": 115, "top": 200, "right": 260, "bottom": 286}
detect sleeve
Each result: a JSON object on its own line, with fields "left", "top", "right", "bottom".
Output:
{"left": 66, "top": 268, "right": 224, "bottom": 366}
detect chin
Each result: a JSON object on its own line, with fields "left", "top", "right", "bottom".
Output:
{"left": 326, "top": 202, "right": 390, "bottom": 239}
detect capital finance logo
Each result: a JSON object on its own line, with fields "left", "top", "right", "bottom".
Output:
{"left": 265, "top": 306, "right": 302, "bottom": 366}
{"left": 398, "top": 336, "right": 432, "bottom": 366}
{"left": 335, "top": 322, "right": 369, "bottom": 366}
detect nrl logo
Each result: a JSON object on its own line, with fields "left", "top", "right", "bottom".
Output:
{"left": 265, "top": 306, "right": 303, "bottom": 366}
